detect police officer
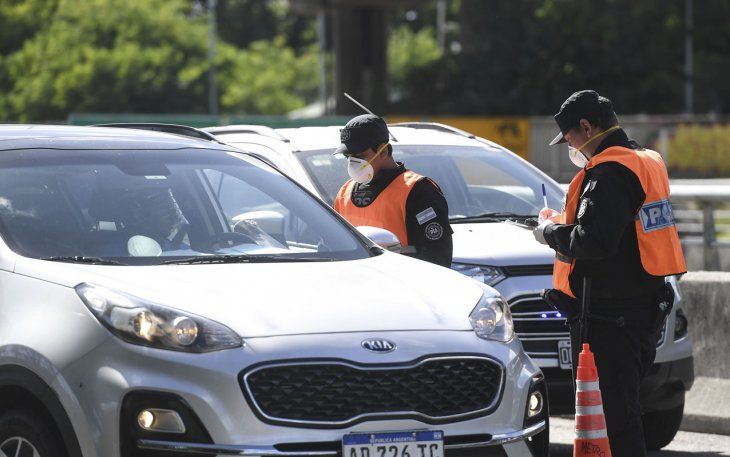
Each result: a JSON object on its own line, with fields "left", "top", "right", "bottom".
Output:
{"left": 333, "top": 114, "right": 453, "bottom": 267}
{"left": 533, "top": 90, "right": 686, "bottom": 457}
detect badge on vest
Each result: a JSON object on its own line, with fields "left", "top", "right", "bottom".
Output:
{"left": 639, "top": 199, "right": 675, "bottom": 232}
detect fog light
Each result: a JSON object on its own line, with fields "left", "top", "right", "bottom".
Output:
{"left": 528, "top": 392, "right": 544, "bottom": 418}
{"left": 674, "top": 309, "right": 688, "bottom": 340}
{"left": 137, "top": 409, "right": 186, "bottom": 434}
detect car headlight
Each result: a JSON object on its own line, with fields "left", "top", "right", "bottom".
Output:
{"left": 451, "top": 263, "right": 506, "bottom": 286}
{"left": 76, "top": 283, "right": 242, "bottom": 353}
{"left": 469, "top": 291, "right": 514, "bottom": 342}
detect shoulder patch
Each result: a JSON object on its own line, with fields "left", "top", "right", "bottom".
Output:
{"left": 424, "top": 222, "right": 444, "bottom": 240}
{"left": 639, "top": 199, "right": 676, "bottom": 232}
{"left": 416, "top": 207, "right": 437, "bottom": 225}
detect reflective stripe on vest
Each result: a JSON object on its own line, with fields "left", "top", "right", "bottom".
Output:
{"left": 553, "top": 147, "right": 686, "bottom": 297}
{"left": 334, "top": 170, "right": 423, "bottom": 246}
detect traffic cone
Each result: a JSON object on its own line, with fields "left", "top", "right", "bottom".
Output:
{"left": 573, "top": 343, "right": 612, "bottom": 457}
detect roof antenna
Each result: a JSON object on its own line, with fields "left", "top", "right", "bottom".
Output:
{"left": 343, "top": 92, "right": 398, "bottom": 142}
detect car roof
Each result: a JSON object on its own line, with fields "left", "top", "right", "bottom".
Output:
{"left": 209, "top": 123, "right": 500, "bottom": 154}
{"left": 0, "top": 124, "right": 239, "bottom": 152}
{"left": 274, "top": 125, "right": 491, "bottom": 152}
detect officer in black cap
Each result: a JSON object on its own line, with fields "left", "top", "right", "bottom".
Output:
{"left": 535, "top": 90, "right": 686, "bottom": 457}
{"left": 333, "top": 114, "right": 453, "bottom": 267}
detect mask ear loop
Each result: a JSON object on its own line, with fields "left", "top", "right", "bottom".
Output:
{"left": 574, "top": 125, "right": 621, "bottom": 154}
{"left": 359, "top": 143, "right": 389, "bottom": 171}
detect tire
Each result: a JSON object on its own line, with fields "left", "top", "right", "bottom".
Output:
{"left": 0, "top": 408, "right": 67, "bottom": 457}
{"left": 642, "top": 402, "right": 684, "bottom": 451}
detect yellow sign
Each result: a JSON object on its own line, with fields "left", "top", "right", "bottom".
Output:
{"left": 386, "top": 116, "right": 531, "bottom": 159}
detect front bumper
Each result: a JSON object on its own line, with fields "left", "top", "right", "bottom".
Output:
{"left": 136, "top": 421, "right": 546, "bottom": 456}
{"left": 62, "top": 330, "right": 545, "bottom": 457}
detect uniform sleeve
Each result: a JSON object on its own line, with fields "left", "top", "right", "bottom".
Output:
{"left": 405, "top": 179, "right": 454, "bottom": 267}
{"left": 543, "top": 162, "right": 645, "bottom": 260}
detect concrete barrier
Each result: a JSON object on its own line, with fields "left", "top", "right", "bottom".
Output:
{"left": 679, "top": 271, "right": 730, "bottom": 379}
{"left": 678, "top": 272, "right": 730, "bottom": 435}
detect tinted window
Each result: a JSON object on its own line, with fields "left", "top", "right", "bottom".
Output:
{"left": 297, "top": 145, "right": 564, "bottom": 218}
{"left": 0, "top": 149, "right": 369, "bottom": 264}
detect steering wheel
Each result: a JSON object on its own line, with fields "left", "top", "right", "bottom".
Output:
{"left": 205, "top": 231, "right": 257, "bottom": 251}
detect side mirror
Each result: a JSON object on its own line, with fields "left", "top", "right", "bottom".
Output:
{"left": 356, "top": 226, "right": 402, "bottom": 253}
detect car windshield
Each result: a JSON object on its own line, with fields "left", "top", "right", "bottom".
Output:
{"left": 0, "top": 148, "right": 370, "bottom": 264}
{"left": 297, "top": 145, "right": 565, "bottom": 220}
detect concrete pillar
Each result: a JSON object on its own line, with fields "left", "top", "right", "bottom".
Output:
{"left": 333, "top": 6, "right": 387, "bottom": 115}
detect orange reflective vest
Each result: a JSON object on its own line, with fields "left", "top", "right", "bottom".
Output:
{"left": 553, "top": 147, "right": 686, "bottom": 297}
{"left": 334, "top": 171, "right": 424, "bottom": 246}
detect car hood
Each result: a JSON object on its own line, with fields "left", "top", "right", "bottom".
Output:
{"left": 16, "top": 253, "right": 486, "bottom": 338}
{"left": 451, "top": 221, "right": 555, "bottom": 266}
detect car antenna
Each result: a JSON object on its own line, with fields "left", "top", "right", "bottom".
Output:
{"left": 343, "top": 92, "right": 398, "bottom": 142}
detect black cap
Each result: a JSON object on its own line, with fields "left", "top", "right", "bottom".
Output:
{"left": 549, "top": 90, "right": 612, "bottom": 146}
{"left": 334, "top": 114, "right": 389, "bottom": 156}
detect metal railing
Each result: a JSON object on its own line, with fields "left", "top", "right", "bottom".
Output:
{"left": 671, "top": 185, "right": 730, "bottom": 271}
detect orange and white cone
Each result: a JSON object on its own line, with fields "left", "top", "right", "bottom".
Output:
{"left": 574, "top": 343, "right": 612, "bottom": 457}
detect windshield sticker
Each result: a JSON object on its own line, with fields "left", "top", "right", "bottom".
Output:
{"left": 416, "top": 207, "right": 437, "bottom": 225}
{"left": 144, "top": 176, "right": 168, "bottom": 180}
{"left": 639, "top": 199, "right": 675, "bottom": 232}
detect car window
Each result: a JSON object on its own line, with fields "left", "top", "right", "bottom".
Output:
{"left": 297, "top": 145, "right": 564, "bottom": 218}
{"left": 0, "top": 149, "right": 369, "bottom": 264}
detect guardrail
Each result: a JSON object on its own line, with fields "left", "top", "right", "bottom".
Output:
{"left": 671, "top": 185, "right": 730, "bottom": 271}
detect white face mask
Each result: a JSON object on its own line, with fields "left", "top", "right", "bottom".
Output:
{"left": 566, "top": 125, "right": 621, "bottom": 168}
{"left": 568, "top": 146, "right": 589, "bottom": 168}
{"left": 346, "top": 143, "right": 388, "bottom": 185}
{"left": 347, "top": 157, "right": 375, "bottom": 184}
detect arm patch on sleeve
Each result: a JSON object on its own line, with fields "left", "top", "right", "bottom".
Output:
{"left": 424, "top": 222, "right": 444, "bottom": 240}
{"left": 416, "top": 207, "right": 437, "bottom": 225}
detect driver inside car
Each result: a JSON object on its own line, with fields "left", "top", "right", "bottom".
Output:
{"left": 101, "top": 187, "right": 191, "bottom": 257}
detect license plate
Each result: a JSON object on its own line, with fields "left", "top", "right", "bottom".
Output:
{"left": 558, "top": 340, "right": 572, "bottom": 370}
{"left": 343, "top": 431, "right": 444, "bottom": 457}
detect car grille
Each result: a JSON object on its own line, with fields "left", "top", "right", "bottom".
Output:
{"left": 241, "top": 356, "right": 504, "bottom": 427}
{"left": 509, "top": 295, "right": 569, "bottom": 360}
{"left": 502, "top": 265, "right": 553, "bottom": 277}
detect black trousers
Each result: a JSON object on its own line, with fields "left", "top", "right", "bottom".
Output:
{"left": 569, "top": 300, "right": 658, "bottom": 457}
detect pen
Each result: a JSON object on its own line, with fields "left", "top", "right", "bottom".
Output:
{"left": 542, "top": 183, "right": 548, "bottom": 209}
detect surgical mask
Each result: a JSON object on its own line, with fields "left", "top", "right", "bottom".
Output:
{"left": 568, "top": 146, "right": 589, "bottom": 168}
{"left": 567, "top": 125, "right": 621, "bottom": 168}
{"left": 346, "top": 143, "right": 388, "bottom": 184}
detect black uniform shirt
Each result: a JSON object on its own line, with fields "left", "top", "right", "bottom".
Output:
{"left": 543, "top": 129, "right": 665, "bottom": 301}
{"left": 351, "top": 162, "right": 453, "bottom": 267}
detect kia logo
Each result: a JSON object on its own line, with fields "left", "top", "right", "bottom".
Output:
{"left": 361, "top": 339, "right": 396, "bottom": 353}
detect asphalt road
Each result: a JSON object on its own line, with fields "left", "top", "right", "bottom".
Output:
{"left": 549, "top": 417, "right": 730, "bottom": 456}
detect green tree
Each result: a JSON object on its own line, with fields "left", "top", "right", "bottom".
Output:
{"left": 0, "top": 0, "right": 320, "bottom": 121}
{"left": 388, "top": 25, "right": 443, "bottom": 101}
{"left": 390, "top": 0, "right": 730, "bottom": 116}
{"left": 219, "top": 36, "right": 319, "bottom": 114}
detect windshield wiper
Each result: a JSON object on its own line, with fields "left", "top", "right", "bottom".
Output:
{"left": 162, "top": 254, "right": 334, "bottom": 265}
{"left": 41, "top": 256, "right": 128, "bottom": 266}
{"left": 449, "top": 212, "right": 538, "bottom": 223}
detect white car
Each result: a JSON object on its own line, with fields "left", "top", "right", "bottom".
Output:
{"left": 0, "top": 125, "right": 548, "bottom": 457}
{"left": 207, "top": 122, "right": 695, "bottom": 450}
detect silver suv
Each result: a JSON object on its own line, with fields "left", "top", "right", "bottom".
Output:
{"left": 208, "top": 122, "right": 695, "bottom": 450}
{"left": 0, "top": 124, "right": 548, "bottom": 457}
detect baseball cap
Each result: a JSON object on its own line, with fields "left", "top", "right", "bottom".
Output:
{"left": 549, "top": 90, "right": 614, "bottom": 146}
{"left": 334, "top": 114, "right": 390, "bottom": 156}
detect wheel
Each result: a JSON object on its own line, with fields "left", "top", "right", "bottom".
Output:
{"left": 0, "top": 408, "right": 66, "bottom": 457}
{"left": 642, "top": 402, "right": 684, "bottom": 450}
